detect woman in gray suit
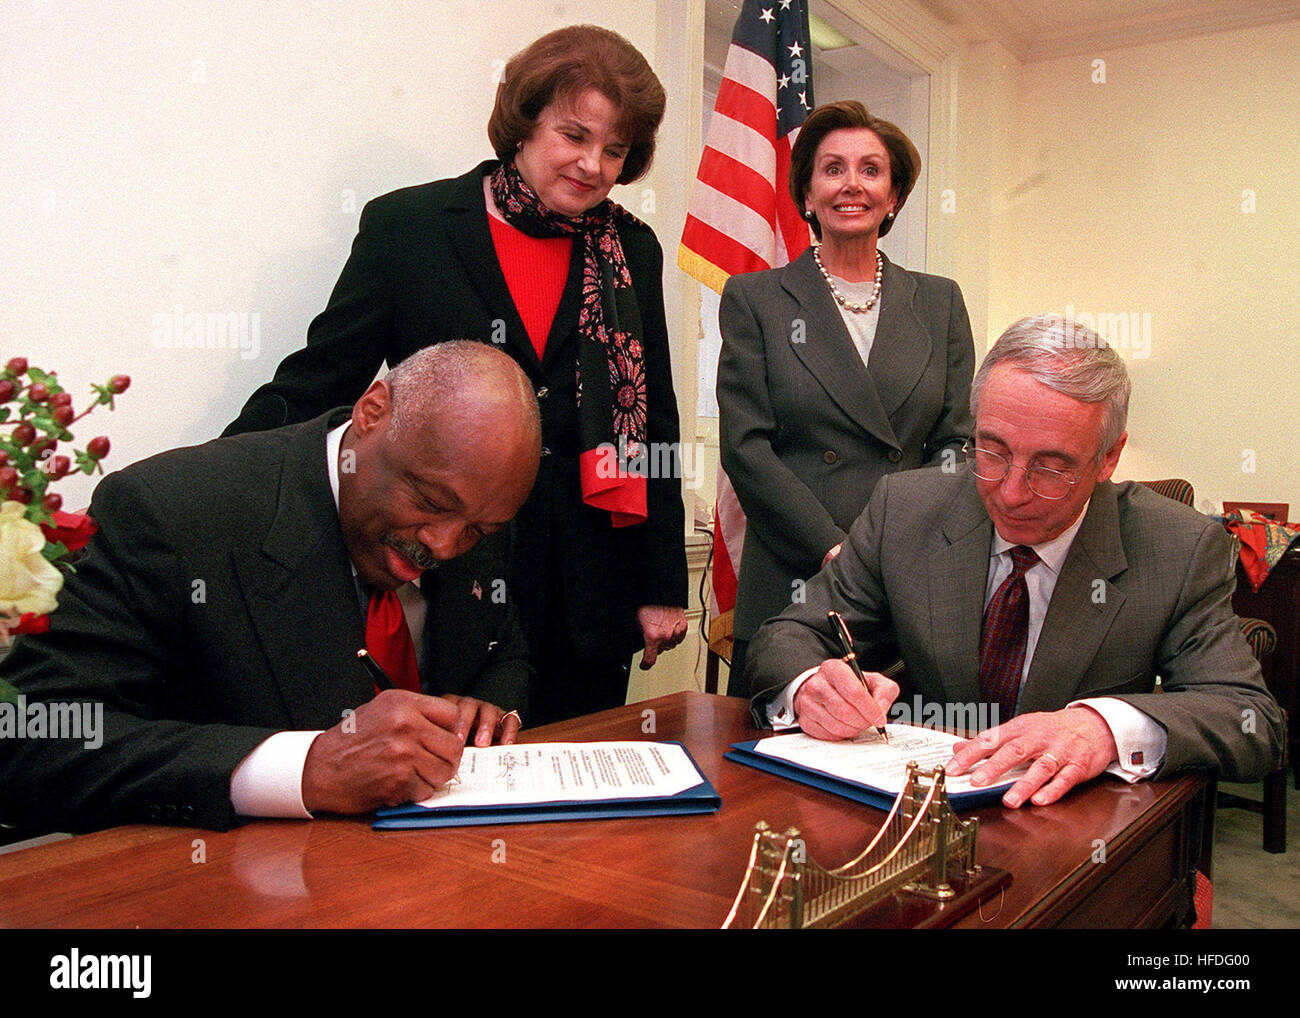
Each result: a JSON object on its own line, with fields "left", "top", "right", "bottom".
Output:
{"left": 718, "top": 101, "right": 974, "bottom": 696}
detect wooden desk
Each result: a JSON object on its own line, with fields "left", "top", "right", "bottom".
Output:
{"left": 0, "top": 692, "right": 1209, "bottom": 929}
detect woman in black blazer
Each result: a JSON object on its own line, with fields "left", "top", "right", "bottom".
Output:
{"left": 718, "top": 101, "right": 974, "bottom": 696}
{"left": 226, "top": 26, "right": 688, "bottom": 726}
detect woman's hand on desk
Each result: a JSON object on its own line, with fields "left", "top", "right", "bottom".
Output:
{"left": 637, "top": 605, "right": 688, "bottom": 669}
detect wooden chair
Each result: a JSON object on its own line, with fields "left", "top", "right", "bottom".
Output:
{"left": 1140, "top": 479, "right": 1288, "bottom": 853}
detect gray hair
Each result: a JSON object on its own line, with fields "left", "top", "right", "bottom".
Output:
{"left": 972, "top": 314, "right": 1131, "bottom": 455}
{"left": 385, "top": 340, "right": 540, "bottom": 443}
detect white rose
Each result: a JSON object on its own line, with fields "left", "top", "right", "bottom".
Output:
{"left": 0, "top": 499, "right": 63, "bottom": 618}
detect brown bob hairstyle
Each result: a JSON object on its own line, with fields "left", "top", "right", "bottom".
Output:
{"left": 789, "top": 100, "right": 921, "bottom": 239}
{"left": 487, "top": 25, "right": 666, "bottom": 185}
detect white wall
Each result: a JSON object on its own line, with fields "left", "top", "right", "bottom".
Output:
{"left": 8, "top": 2, "right": 1297, "bottom": 520}
{"left": 3, "top": 0, "right": 686, "bottom": 510}
{"left": 983, "top": 21, "right": 1300, "bottom": 513}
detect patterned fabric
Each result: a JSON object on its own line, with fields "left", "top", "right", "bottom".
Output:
{"left": 1239, "top": 616, "right": 1278, "bottom": 659}
{"left": 1220, "top": 508, "right": 1300, "bottom": 593}
{"left": 979, "top": 545, "right": 1040, "bottom": 721}
{"left": 490, "top": 160, "right": 648, "bottom": 526}
{"left": 365, "top": 589, "right": 421, "bottom": 693}
{"left": 1139, "top": 478, "right": 1194, "bottom": 507}
{"left": 1192, "top": 869, "right": 1213, "bottom": 929}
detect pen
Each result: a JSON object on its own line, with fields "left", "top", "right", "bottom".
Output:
{"left": 827, "top": 610, "right": 890, "bottom": 744}
{"left": 357, "top": 648, "right": 395, "bottom": 691}
{"left": 356, "top": 649, "right": 462, "bottom": 786}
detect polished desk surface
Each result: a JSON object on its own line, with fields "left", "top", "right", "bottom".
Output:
{"left": 0, "top": 692, "right": 1207, "bottom": 929}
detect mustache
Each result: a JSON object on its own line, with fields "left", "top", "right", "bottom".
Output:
{"left": 381, "top": 534, "right": 439, "bottom": 572}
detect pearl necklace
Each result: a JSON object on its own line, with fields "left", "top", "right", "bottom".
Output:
{"left": 813, "top": 246, "right": 883, "bottom": 313}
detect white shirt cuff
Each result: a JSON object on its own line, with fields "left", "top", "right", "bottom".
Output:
{"left": 766, "top": 667, "right": 819, "bottom": 730}
{"left": 229, "top": 730, "right": 324, "bottom": 819}
{"left": 1069, "top": 697, "right": 1166, "bottom": 783}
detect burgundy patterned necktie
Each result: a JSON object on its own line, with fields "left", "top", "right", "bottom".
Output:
{"left": 979, "top": 545, "right": 1040, "bottom": 723}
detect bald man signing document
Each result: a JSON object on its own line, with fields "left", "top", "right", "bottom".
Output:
{"left": 0, "top": 342, "right": 542, "bottom": 832}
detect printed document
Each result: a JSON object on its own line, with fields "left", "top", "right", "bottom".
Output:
{"left": 411, "top": 742, "right": 704, "bottom": 809}
{"left": 753, "top": 725, "right": 1026, "bottom": 796}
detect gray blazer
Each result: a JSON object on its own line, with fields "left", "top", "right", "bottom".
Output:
{"left": 717, "top": 248, "right": 974, "bottom": 642}
{"left": 746, "top": 467, "right": 1286, "bottom": 783}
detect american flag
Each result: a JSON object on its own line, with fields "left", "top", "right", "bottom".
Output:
{"left": 678, "top": 0, "right": 814, "bottom": 294}
{"left": 678, "top": 0, "right": 815, "bottom": 657}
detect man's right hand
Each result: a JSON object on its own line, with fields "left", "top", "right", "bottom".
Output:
{"left": 793, "top": 658, "right": 899, "bottom": 741}
{"left": 301, "top": 691, "right": 468, "bottom": 815}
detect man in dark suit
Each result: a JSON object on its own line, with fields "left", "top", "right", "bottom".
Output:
{"left": 747, "top": 315, "right": 1284, "bottom": 807}
{"left": 0, "top": 342, "right": 541, "bottom": 833}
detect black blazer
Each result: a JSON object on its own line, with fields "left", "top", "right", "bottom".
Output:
{"left": 226, "top": 162, "right": 688, "bottom": 660}
{"left": 0, "top": 411, "right": 531, "bottom": 833}
{"left": 718, "top": 248, "right": 974, "bottom": 641}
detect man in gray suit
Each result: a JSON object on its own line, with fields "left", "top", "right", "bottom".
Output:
{"left": 746, "top": 315, "right": 1284, "bottom": 808}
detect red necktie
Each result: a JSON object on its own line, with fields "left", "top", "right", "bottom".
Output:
{"left": 979, "top": 545, "right": 1039, "bottom": 723}
{"left": 365, "top": 588, "right": 421, "bottom": 693}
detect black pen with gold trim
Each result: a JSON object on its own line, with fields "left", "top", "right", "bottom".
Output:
{"left": 827, "top": 610, "right": 890, "bottom": 744}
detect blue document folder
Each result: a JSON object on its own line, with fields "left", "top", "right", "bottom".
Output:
{"left": 724, "top": 739, "right": 1012, "bottom": 812}
{"left": 373, "top": 741, "right": 721, "bottom": 830}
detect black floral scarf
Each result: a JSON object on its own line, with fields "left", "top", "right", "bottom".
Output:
{"left": 489, "top": 160, "right": 649, "bottom": 526}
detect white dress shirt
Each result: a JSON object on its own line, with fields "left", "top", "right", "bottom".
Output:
{"left": 768, "top": 501, "right": 1165, "bottom": 782}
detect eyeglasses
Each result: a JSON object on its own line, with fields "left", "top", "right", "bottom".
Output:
{"left": 962, "top": 442, "right": 1080, "bottom": 500}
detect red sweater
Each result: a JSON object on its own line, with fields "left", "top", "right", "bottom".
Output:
{"left": 487, "top": 214, "right": 572, "bottom": 359}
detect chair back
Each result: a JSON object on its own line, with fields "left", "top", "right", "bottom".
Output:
{"left": 1139, "top": 478, "right": 1194, "bottom": 507}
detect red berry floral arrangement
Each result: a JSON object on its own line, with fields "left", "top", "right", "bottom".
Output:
{"left": 0, "top": 356, "right": 129, "bottom": 650}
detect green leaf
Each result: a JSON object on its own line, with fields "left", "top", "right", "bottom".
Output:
{"left": 0, "top": 407, "right": 9, "bottom": 423}
{"left": 26, "top": 367, "right": 49, "bottom": 384}
{"left": 0, "top": 677, "right": 20, "bottom": 706}
{"left": 26, "top": 502, "right": 53, "bottom": 528}
{"left": 42, "top": 540, "right": 70, "bottom": 564}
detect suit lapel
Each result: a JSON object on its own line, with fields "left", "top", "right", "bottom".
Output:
{"left": 1018, "top": 483, "right": 1128, "bottom": 714}
{"left": 867, "top": 256, "right": 931, "bottom": 418}
{"left": 438, "top": 161, "right": 544, "bottom": 371}
{"left": 928, "top": 476, "right": 990, "bottom": 703}
{"left": 781, "top": 250, "right": 901, "bottom": 450}
{"left": 233, "top": 412, "right": 373, "bottom": 727}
